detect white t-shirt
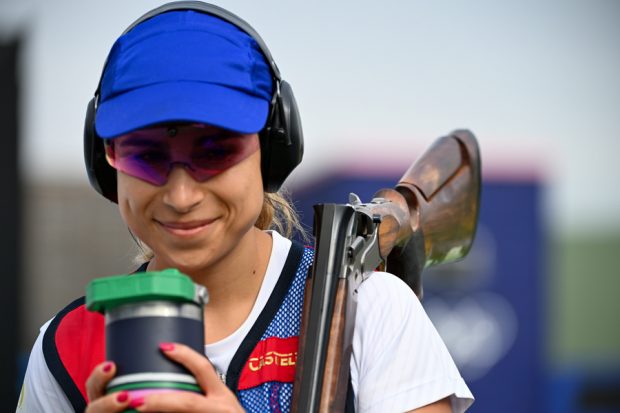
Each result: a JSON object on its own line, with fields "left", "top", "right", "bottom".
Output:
{"left": 17, "top": 231, "right": 473, "bottom": 412}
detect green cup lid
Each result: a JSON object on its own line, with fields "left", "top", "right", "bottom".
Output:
{"left": 86, "top": 269, "right": 208, "bottom": 313}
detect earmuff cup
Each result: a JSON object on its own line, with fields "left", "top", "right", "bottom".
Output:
{"left": 84, "top": 1, "right": 303, "bottom": 203}
{"left": 260, "top": 81, "right": 304, "bottom": 193}
{"left": 84, "top": 98, "right": 118, "bottom": 203}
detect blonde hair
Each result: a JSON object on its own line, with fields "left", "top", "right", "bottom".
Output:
{"left": 132, "top": 189, "right": 309, "bottom": 264}
{"left": 255, "top": 190, "right": 308, "bottom": 240}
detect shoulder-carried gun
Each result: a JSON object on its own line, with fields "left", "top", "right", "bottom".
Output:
{"left": 291, "top": 129, "right": 481, "bottom": 412}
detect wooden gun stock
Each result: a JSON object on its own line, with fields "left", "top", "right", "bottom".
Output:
{"left": 371, "top": 129, "right": 481, "bottom": 298}
{"left": 292, "top": 130, "right": 481, "bottom": 412}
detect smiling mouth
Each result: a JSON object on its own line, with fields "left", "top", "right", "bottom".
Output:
{"left": 157, "top": 219, "right": 215, "bottom": 236}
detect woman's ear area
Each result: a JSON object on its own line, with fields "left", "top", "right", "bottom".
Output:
{"left": 103, "top": 139, "right": 115, "bottom": 164}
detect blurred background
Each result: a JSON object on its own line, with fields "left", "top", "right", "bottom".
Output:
{"left": 1, "top": 0, "right": 619, "bottom": 411}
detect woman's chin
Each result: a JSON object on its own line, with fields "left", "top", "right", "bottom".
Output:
{"left": 149, "top": 252, "right": 212, "bottom": 278}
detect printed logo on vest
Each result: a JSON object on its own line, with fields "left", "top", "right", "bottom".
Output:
{"left": 238, "top": 336, "right": 299, "bottom": 390}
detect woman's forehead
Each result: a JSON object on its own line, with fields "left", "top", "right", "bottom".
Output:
{"left": 114, "top": 123, "right": 247, "bottom": 143}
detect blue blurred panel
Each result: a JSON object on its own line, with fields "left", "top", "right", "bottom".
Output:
{"left": 291, "top": 174, "right": 545, "bottom": 413}
{"left": 456, "top": 181, "right": 543, "bottom": 412}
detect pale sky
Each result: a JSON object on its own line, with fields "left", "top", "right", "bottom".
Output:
{"left": 1, "top": 0, "right": 619, "bottom": 235}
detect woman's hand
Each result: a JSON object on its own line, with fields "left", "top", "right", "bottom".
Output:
{"left": 129, "top": 342, "right": 245, "bottom": 412}
{"left": 85, "top": 343, "right": 244, "bottom": 412}
{"left": 85, "top": 361, "right": 132, "bottom": 412}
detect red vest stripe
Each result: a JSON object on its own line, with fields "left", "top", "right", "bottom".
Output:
{"left": 55, "top": 303, "right": 105, "bottom": 401}
{"left": 238, "top": 336, "right": 299, "bottom": 390}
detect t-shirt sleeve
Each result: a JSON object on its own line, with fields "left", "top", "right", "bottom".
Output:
{"left": 350, "top": 272, "right": 474, "bottom": 413}
{"left": 16, "top": 319, "right": 74, "bottom": 413}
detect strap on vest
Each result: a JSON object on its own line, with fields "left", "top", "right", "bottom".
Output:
{"left": 42, "top": 297, "right": 92, "bottom": 412}
{"left": 225, "top": 240, "right": 305, "bottom": 391}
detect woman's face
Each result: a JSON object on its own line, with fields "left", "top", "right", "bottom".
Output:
{"left": 113, "top": 124, "right": 264, "bottom": 273}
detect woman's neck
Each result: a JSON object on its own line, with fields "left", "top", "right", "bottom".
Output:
{"left": 146, "top": 228, "right": 273, "bottom": 342}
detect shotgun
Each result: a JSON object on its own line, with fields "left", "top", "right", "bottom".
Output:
{"left": 291, "top": 129, "right": 481, "bottom": 412}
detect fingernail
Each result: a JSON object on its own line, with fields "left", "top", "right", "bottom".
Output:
{"left": 159, "top": 342, "right": 175, "bottom": 351}
{"left": 129, "top": 396, "right": 145, "bottom": 408}
{"left": 103, "top": 362, "right": 114, "bottom": 373}
{"left": 116, "top": 391, "right": 129, "bottom": 403}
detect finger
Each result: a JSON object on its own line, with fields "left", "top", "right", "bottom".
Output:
{"left": 86, "top": 361, "right": 116, "bottom": 402}
{"left": 159, "top": 342, "right": 223, "bottom": 393}
{"left": 85, "top": 390, "right": 131, "bottom": 413}
{"left": 132, "top": 390, "right": 205, "bottom": 412}
{"left": 134, "top": 390, "right": 243, "bottom": 413}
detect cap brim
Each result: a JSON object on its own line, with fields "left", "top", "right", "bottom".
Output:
{"left": 95, "top": 82, "right": 270, "bottom": 138}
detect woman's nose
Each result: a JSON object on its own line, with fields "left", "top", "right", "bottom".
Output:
{"left": 162, "top": 165, "right": 205, "bottom": 213}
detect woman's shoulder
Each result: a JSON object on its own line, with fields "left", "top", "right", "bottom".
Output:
{"left": 352, "top": 271, "right": 430, "bottom": 351}
{"left": 21, "top": 296, "right": 107, "bottom": 411}
{"left": 34, "top": 296, "right": 105, "bottom": 411}
{"left": 351, "top": 271, "right": 474, "bottom": 412}
{"left": 43, "top": 296, "right": 105, "bottom": 352}
{"left": 355, "top": 271, "right": 421, "bottom": 316}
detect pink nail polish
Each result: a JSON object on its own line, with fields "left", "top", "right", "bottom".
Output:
{"left": 103, "top": 362, "right": 114, "bottom": 373}
{"left": 129, "top": 396, "right": 145, "bottom": 408}
{"left": 159, "top": 342, "right": 175, "bottom": 351}
{"left": 116, "top": 391, "right": 129, "bottom": 403}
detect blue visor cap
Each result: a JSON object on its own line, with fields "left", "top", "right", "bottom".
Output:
{"left": 95, "top": 10, "right": 274, "bottom": 138}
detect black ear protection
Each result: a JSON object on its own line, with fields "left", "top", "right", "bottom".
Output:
{"left": 84, "top": 1, "right": 303, "bottom": 203}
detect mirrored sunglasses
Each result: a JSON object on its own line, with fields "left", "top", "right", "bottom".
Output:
{"left": 104, "top": 124, "right": 259, "bottom": 186}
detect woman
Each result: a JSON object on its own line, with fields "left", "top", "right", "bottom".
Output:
{"left": 18, "top": 3, "right": 473, "bottom": 412}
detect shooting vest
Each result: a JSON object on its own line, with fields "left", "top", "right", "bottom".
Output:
{"left": 43, "top": 242, "right": 356, "bottom": 412}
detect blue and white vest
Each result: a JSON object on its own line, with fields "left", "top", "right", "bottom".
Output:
{"left": 43, "top": 241, "right": 355, "bottom": 412}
